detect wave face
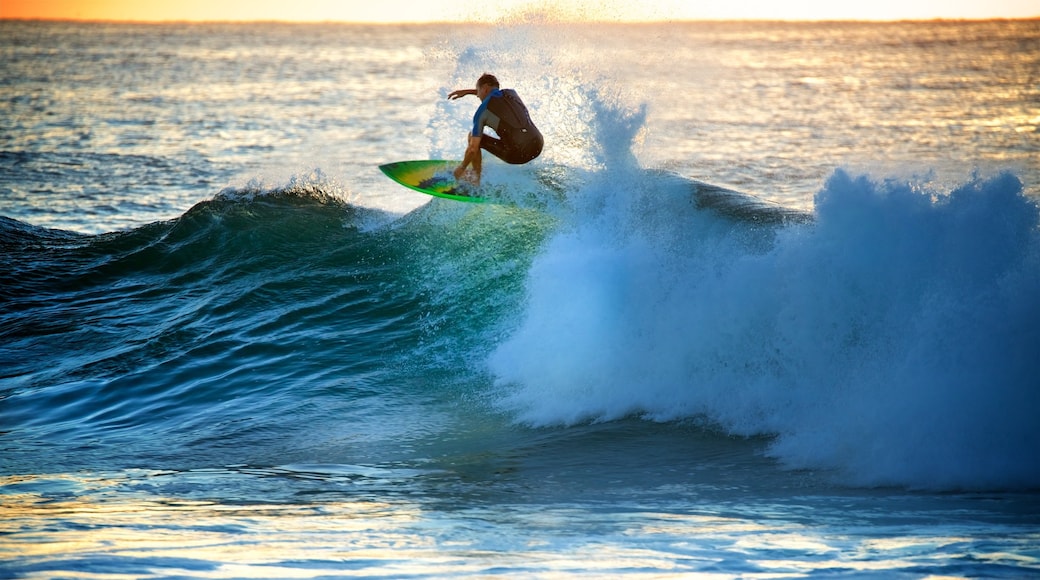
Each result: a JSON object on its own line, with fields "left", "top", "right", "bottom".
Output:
{"left": 490, "top": 166, "right": 1040, "bottom": 490}
{"left": 0, "top": 184, "right": 554, "bottom": 474}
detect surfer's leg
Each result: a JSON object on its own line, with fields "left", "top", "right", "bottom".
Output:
{"left": 481, "top": 133, "right": 541, "bottom": 165}
{"left": 479, "top": 134, "right": 510, "bottom": 162}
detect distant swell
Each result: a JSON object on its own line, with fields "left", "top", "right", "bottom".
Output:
{"left": 489, "top": 168, "right": 1040, "bottom": 491}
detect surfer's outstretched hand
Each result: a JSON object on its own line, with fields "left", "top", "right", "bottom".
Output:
{"left": 447, "top": 88, "right": 477, "bottom": 100}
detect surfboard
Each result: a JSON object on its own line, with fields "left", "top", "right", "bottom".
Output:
{"left": 378, "top": 160, "right": 487, "bottom": 203}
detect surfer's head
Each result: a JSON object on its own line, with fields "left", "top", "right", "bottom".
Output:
{"left": 476, "top": 73, "right": 499, "bottom": 99}
{"left": 477, "top": 73, "right": 499, "bottom": 90}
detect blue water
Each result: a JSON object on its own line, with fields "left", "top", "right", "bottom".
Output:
{"left": 2, "top": 18, "right": 1039, "bottom": 578}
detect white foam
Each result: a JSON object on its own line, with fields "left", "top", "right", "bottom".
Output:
{"left": 490, "top": 161, "right": 1040, "bottom": 490}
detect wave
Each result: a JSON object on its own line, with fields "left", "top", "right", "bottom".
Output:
{"left": 3, "top": 152, "right": 1038, "bottom": 491}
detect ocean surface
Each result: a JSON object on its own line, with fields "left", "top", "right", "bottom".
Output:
{"left": 2, "top": 18, "right": 1039, "bottom": 578}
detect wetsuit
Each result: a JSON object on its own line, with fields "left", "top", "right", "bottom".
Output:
{"left": 471, "top": 88, "right": 543, "bottom": 164}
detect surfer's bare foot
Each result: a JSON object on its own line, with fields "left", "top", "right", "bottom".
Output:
{"left": 454, "top": 166, "right": 479, "bottom": 187}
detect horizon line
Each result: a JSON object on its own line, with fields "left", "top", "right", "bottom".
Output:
{"left": 3, "top": 15, "right": 1038, "bottom": 25}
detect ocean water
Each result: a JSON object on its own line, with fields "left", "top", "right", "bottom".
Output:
{"left": 2, "top": 18, "right": 1039, "bottom": 578}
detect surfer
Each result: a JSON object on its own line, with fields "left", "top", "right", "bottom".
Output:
{"left": 448, "top": 73, "right": 543, "bottom": 186}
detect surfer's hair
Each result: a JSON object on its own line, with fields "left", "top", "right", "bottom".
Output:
{"left": 477, "top": 73, "right": 499, "bottom": 89}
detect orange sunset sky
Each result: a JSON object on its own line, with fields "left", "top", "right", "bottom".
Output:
{"left": 2, "top": 0, "right": 1037, "bottom": 22}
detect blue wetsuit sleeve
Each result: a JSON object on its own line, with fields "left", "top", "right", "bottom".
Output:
{"left": 470, "top": 103, "right": 486, "bottom": 137}
{"left": 471, "top": 97, "right": 490, "bottom": 137}
{"left": 470, "top": 89, "right": 503, "bottom": 137}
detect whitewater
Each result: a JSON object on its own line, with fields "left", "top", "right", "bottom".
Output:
{"left": 2, "top": 17, "right": 1039, "bottom": 578}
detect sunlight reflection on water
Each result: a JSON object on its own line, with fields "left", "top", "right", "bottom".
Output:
{"left": 3, "top": 470, "right": 1038, "bottom": 578}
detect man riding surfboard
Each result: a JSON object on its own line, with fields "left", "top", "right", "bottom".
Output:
{"left": 447, "top": 73, "right": 543, "bottom": 186}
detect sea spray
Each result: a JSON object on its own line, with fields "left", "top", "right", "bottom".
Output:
{"left": 771, "top": 170, "right": 1040, "bottom": 489}
{"left": 490, "top": 168, "right": 1040, "bottom": 490}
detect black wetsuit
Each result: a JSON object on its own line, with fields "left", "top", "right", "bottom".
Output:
{"left": 471, "top": 88, "right": 543, "bottom": 164}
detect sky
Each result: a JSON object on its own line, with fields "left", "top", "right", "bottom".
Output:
{"left": 1, "top": 0, "right": 1037, "bottom": 22}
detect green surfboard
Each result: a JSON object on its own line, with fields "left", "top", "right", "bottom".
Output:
{"left": 378, "top": 160, "right": 487, "bottom": 203}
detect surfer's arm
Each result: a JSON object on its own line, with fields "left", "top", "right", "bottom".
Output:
{"left": 447, "top": 88, "right": 478, "bottom": 100}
